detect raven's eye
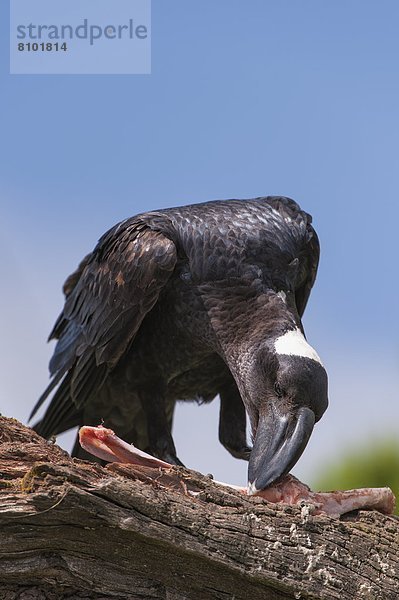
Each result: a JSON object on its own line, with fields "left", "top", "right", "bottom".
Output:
{"left": 180, "top": 270, "right": 192, "bottom": 282}
{"left": 274, "top": 382, "right": 284, "bottom": 398}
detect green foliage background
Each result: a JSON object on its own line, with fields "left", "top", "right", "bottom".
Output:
{"left": 312, "top": 438, "right": 399, "bottom": 515}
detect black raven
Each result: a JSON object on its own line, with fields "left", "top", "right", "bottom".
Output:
{"left": 31, "top": 196, "right": 328, "bottom": 493}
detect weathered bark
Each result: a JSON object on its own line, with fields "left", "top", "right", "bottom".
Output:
{"left": 0, "top": 417, "right": 398, "bottom": 600}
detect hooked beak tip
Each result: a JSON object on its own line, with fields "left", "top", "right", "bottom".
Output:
{"left": 247, "top": 481, "right": 260, "bottom": 496}
{"left": 248, "top": 405, "right": 315, "bottom": 493}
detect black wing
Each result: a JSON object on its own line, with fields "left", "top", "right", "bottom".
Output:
{"left": 31, "top": 218, "right": 177, "bottom": 426}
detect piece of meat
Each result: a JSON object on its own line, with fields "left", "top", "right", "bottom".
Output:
{"left": 251, "top": 475, "right": 395, "bottom": 517}
{"left": 78, "top": 426, "right": 396, "bottom": 518}
{"left": 79, "top": 425, "right": 171, "bottom": 468}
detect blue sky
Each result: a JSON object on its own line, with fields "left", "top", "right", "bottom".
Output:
{"left": 1, "top": 1, "right": 398, "bottom": 486}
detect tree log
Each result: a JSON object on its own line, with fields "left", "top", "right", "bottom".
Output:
{"left": 0, "top": 417, "right": 398, "bottom": 600}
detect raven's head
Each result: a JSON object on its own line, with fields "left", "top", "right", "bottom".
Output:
{"left": 245, "top": 327, "right": 328, "bottom": 494}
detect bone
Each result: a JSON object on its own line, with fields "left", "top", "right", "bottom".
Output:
{"left": 78, "top": 425, "right": 396, "bottom": 518}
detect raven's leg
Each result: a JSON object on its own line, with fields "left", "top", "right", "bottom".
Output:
{"left": 219, "top": 380, "right": 252, "bottom": 460}
{"left": 140, "top": 387, "right": 184, "bottom": 466}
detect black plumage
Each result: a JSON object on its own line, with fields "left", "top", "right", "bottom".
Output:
{"left": 32, "top": 196, "right": 328, "bottom": 489}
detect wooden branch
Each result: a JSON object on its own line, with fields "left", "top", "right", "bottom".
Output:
{"left": 0, "top": 417, "right": 398, "bottom": 600}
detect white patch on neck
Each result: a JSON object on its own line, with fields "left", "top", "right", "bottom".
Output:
{"left": 277, "top": 291, "right": 286, "bottom": 303}
{"left": 274, "top": 328, "right": 323, "bottom": 366}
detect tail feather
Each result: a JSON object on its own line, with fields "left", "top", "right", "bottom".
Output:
{"left": 70, "top": 350, "right": 108, "bottom": 409}
{"left": 32, "top": 371, "right": 81, "bottom": 438}
{"left": 32, "top": 350, "right": 108, "bottom": 439}
{"left": 29, "top": 369, "right": 67, "bottom": 422}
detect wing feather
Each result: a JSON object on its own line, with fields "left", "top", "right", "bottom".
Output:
{"left": 31, "top": 219, "right": 177, "bottom": 426}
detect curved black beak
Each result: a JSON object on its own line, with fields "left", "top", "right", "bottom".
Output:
{"left": 247, "top": 404, "right": 315, "bottom": 494}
